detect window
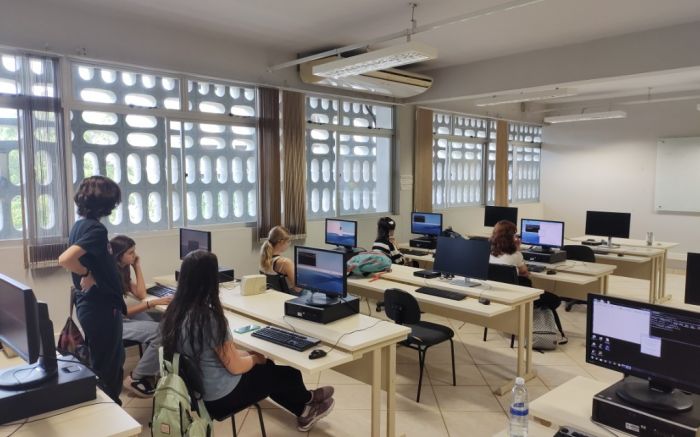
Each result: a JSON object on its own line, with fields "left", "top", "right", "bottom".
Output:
{"left": 305, "top": 96, "right": 393, "bottom": 219}
{"left": 508, "top": 122, "right": 542, "bottom": 203}
{"left": 432, "top": 112, "right": 493, "bottom": 208}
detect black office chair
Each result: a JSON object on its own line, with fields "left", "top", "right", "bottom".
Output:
{"left": 123, "top": 339, "right": 143, "bottom": 357}
{"left": 562, "top": 245, "right": 596, "bottom": 312}
{"left": 483, "top": 264, "right": 518, "bottom": 348}
{"left": 384, "top": 288, "right": 456, "bottom": 402}
{"left": 262, "top": 272, "right": 293, "bottom": 295}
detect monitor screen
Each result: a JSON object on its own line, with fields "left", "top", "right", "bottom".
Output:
{"left": 520, "top": 219, "right": 564, "bottom": 249}
{"left": 586, "top": 294, "right": 700, "bottom": 396}
{"left": 685, "top": 252, "right": 700, "bottom": 306}
{"left": 0, "top": 274, "right": 40, "bottom": 364}
{"left": 484, "top": 206, "right": 518, "bottom": 227}
{"left": 411, "top": 212, "right": 443, "bottom": 237}
{"left": 325, "top": 219, "right": 357, "bottom": 248}
{"left": 585, "top": 211, "right": 631, "bottom": 239}
{"left": 433, "top": 236, "right": 490, "bottom": 280}
{"left": 179, "top": 228, "right": 211, "bottom": 260}
{"left": 294, "top": 246, "right": 347, "bottom": 298}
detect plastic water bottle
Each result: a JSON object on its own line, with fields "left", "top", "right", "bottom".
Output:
{"left": 509, "top": 377, "right": 529, "bottom": 437}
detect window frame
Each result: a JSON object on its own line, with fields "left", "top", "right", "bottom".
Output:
{"left": 507, "top": 122, "right": 542, "bottom": 204}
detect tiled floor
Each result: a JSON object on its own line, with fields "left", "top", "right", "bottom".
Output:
{"left": 121, "top": 271, "right": 689, "bottom": 436}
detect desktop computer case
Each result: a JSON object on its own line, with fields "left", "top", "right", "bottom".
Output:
{"left": 285, "top": 296, "right": 360, "bottom": 324}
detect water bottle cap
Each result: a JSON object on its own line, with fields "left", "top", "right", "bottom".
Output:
{"left": 515, "top": 377, "right": 525, "bottom": 385}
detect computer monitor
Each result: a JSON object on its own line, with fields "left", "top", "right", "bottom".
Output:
{"left": 585, "top": 210, "right": 631, "bottom": 247}
{"left": 520, "top": 219, "right": 564, "bottom": 252}
{"left": 411, "top": 212, "right": 443, "bottom": 237}
{"left": 484, "top": 205, "right": 518, "bottom": 227}
{"left": 433, "top": 236, "right": 490, "bottom": 287}
{"left": 586, "top": 294, "right": 700, "bottom": 412}
{"left": 0, "top": 274, "right": 57, "bottom": 389}
{"left": 325, "top": 219, "right": 357, "bottom": 251}
{"left": 294, "top": 246, "right": 347, "bottom": 306}
{"left": 685, "top": 252, "right": 700, "bottom": 306}
{"left": 179, "top": 228, "right": 211, "bottom": 260}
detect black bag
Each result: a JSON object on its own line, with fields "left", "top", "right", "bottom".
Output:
{"left": 57, "top": 287, "right": 90, "bottom": 363}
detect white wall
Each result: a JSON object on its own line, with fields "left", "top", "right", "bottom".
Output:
{"left": 541, "top": 99, "right": 700, "bottom": 258}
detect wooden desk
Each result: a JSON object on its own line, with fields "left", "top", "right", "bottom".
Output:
{"left": 348, "top": 264, "right": 543, "bottom": 395}
{"left": 0, "top": 355, "right": 141, "bottom": 437}
{"left": 153, "top": 276, "right": 410, "bottom": 437}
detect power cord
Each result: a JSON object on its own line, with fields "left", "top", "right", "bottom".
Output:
{"left": 589, "top": 417, "right": 619, "bottom": 437}
{"left": 322, "top": 318, "right": 385, "bottom": 355}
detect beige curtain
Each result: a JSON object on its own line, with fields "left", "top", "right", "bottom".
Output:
{"left": 281, "top": 90, "right": 307, "bottom": 238}
{"left": 256, "top": 87, "right": 281, "bottom": 240}
{"left": 494, "top": 120, "right": 509, "bottom": 206}
{"left": 413, "top": 107, "right": 433, "bottom": 212}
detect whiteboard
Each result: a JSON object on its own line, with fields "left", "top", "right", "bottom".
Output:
{"left": 655, "top": 137, "right": 700, "bottom": 213}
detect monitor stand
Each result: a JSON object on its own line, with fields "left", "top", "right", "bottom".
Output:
{"left": 601, "top": 236, "right": 620, "bottom": 248}
{"left": 441, "top": 274, "right": 481, "bottom": 288}
{"left": 616, "top": 376, "right": 693, "bottom": 413}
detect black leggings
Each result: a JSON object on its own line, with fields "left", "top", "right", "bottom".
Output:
{"left": 204, "top": 360, "right": 312, "bottom": 419}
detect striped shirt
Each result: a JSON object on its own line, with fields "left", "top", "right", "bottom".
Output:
{"left": 372, "top": 238, "right": 405, "bottom": 265}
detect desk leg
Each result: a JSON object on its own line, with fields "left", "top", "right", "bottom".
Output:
{"left": 657, "top": 252, "right": 671, "bottom": 303}
{"left": 517, "top": 302, "right": 526, "bottom": 377}
{"left": 385, "top": 343, "right": 397, "bottom": 437}
{"left": 649, "top": 256, "right": 658, "bottom": 303}
{"left": 525, "top": 301, "right": 534, "bottom": 375}
{"left": 496, "top": 302, "right": 537, "bottom": 395}
{"left": 600, "top": 275, "right": 609, "bottom": 295}
{"left": 371, "top": 348, "right": 381, "bottom": 437}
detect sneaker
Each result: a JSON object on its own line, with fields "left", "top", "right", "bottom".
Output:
{"left": 123, "top": 374, "right": 155, "bottom": 398}
{"left": 558, "top": 336, "right": 569, "bottom": 345}
{"left": 297, "top": 398, "right": 334, "bottom": 432}
{"left": 309, "top": 386, "right": 334, "bottom": 403}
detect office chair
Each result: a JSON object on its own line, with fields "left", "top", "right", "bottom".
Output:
{"left": 123, "top": 339, "right": 143, "bottom": 357}
{"left": 262, "top": 272, "right": 293, "bottom": 295}
{"left": 562, "top": 245, "right": 596, "bottom": 311}
{"left": 384, "top": 288, "right": 456, "bottom": 402}
{"left": 482, "top": 263, "right": 518, "bottom": 348}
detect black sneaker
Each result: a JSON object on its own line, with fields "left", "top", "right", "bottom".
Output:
{"left": 310, "top": 386, "right": 334, "bottom": 403}
{"left": 123, "top": 374, "right": 155, "bottom": 398}
{"left": 297, "top": 398, "right": 334, "bottom": 432}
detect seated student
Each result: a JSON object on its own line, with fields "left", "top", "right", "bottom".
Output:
{"left": 489, "top": 220, "right": 567, "bottom": 344}
{"left": 161, "top": 250, "right": 335, "bottom": 431}
{"left": 110, "top": 235, "right": 172, "bottom": 397}
{"left": 372, "top": 217, "right": 406, "bottom": 265}
{"left": 259, "top": 226, "right": 297, "bottom": 292}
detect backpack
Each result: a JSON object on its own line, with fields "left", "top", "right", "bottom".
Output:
{"left": 532, "top": 307, "right": 560, "bottom": 351}
{"left": 347, "top": 252, "right": 392, "bottom": 277}
{"left": 151, "top": 348, "right": 211, "bottom": 437}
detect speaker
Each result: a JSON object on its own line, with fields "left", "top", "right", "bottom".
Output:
{"left": 240, "top": 274, "right": 266, "bottom": 296}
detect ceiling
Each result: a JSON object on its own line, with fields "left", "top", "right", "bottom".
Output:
{"left": 55, "top": 0, "right": 700, "bottom": 71}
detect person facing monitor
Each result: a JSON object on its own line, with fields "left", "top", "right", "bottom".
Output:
{"left": 585, "top": 210, "right": 631, "bottom": 247}
{"left": 325, "top": 219, "right": 357, "bottom": 252}
{"left": 411, "top": 212, "right": 442, "bottom": 238}
{"left": 294, "top": 246, "right": 347, "bottom": 306}
{"left": 520, "top": 218, "right": 564, "bottom": 252}
{"left": 433, "top": 236, "right": 490, "bottom": 287}
{"left": 179, "top": 228, "right": 211, "bottom": 260}
{"left": 484, "top": 205, "right": 518, "bottom": 227}
{"left": 587, "top": 294, "right": 700, "bottom": 412}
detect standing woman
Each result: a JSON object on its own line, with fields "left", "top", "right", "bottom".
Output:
{"left": 58, "top": 176, "right": 126, "bottom": 403}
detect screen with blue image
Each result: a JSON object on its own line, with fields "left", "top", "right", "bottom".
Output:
{"left": 520, "top": 219, "right": 564, "bottom": 248}
{"left": 325, "top": 219, "right": 357, "bottom": 248}
{"left": 411, "top": 212, "right": 442, "bottom": 236}
{"left": 295, "top": 247, "right": 347, "bottom": 297}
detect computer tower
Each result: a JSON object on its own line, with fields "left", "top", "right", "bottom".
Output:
{"left": 685, "top": 253, "right": 700, "bottom": 306}
{"left": 284, "top": 296, "right": 360, "bottom": 324}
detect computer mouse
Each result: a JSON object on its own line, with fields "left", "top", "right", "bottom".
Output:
{"left": 478, "top": 297, "right": 491, "bottom": 305}
{"left": 309, "top": 349, "right": 327, "bottom": 360}
{"left": 546, "top": 269, "right": 557, "bottom": 275}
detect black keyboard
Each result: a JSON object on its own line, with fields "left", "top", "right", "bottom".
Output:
{"left": 415, "top": 287, "right": 467, "bottom": 301}
{"left": 147, "top": 284, "right": 175, "bottom": 297}
{"left": 251, "top": 326, "right": 321, "bottom": 352}
{"left": 526, "top": 263, "right": 546, "bottom": 273}
{"left": 402, "top": 249, "right": 429, "bottom": 256}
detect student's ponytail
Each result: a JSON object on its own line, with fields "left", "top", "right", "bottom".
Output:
{"left": 260, "top": 240, "right": 275, "bottom": 272}
{"left": 259, "top": 226, "right": 291, "bottom": 272}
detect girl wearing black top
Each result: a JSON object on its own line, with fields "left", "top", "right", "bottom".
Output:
{"left": 58, "top": 176, "right": 125, "bottom": 403}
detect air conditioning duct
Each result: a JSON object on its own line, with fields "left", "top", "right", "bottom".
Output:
{"left": 300, "top": 56, "right": 433, "bottom": 98}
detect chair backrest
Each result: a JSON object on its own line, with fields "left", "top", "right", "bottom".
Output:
{"left": 262, "top": 272, "right": 292, "bottom": 295}
{"left": 384, "top": 288, "right": 421, "bottom": 325}
{"left": 488, "top": 263, "right": 519, "bottom": 285}
{"left": 563, "top": 245, "right": 596, "bottom": 262}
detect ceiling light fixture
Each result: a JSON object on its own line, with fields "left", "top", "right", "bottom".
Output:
{"left": 474, "top": 88, "right": 577, "bottom": 107}
{"left": 312, "top": 41, "right": 438, "bottom": 79}
{"left": 544, "top": 110, "right": 627, "bottom": 124}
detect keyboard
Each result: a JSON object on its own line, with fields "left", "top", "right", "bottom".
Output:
{"left": 525, "top": 263, "right": 546, "bottom": 273}
{"left": 415, "top": 286, "right": 467, "bottom": 301}
{"left": 251, "top": 326, "right": 321, "bottom": 352}
{"left": 147, "top": 284, "right": 175, "bottom": 297}
{"left": 402, "top": 249, "right": 429, "bottom": 256}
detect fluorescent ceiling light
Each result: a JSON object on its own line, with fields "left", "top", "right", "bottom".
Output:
{"left": 312, "top": 41, "right": 437, "bottom": 79}
{"left": 474, "top": 88, "right": 577, "bottom": 107}
{"left": 544, "top": 110, "right": 627, "bottom": 124}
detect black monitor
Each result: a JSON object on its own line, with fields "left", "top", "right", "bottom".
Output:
{"left": 411, "top": 212, "right": 442, "bottom": 237}
{"left": 294, "top": 246, "right": 347, "bottom": 306}
{"left": 0, "top": 274, "right": 57, "bottom": 389}
{"left": 484, "top": 206, "right": 518, "bottom": 227}
{"left": 325, "top": 219, "right": 357, "bottom": 251}
{"left": 433, "top": 236, "right": 490, "bottom": 287}
{"left": 586, "top": 294, "right": 700, "bottom": 412}
{"left": 179, "top": 228, "right": 211, "bottom": 260}
{"left": 585, "top": 211, "right": 631, "bottom": 247}
{"left": 685, "top": 252, "right": 700, "bottom": 306}
{"left": 520, "top": 218, "right": 564, "bottom": 252}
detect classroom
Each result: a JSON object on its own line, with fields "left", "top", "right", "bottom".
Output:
{"left": 1, "top": 1, "right": 700, "bottom": 436}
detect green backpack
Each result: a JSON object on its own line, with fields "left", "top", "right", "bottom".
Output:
{"left": 151, "top": 348, "right": 211, "bottom": 437}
